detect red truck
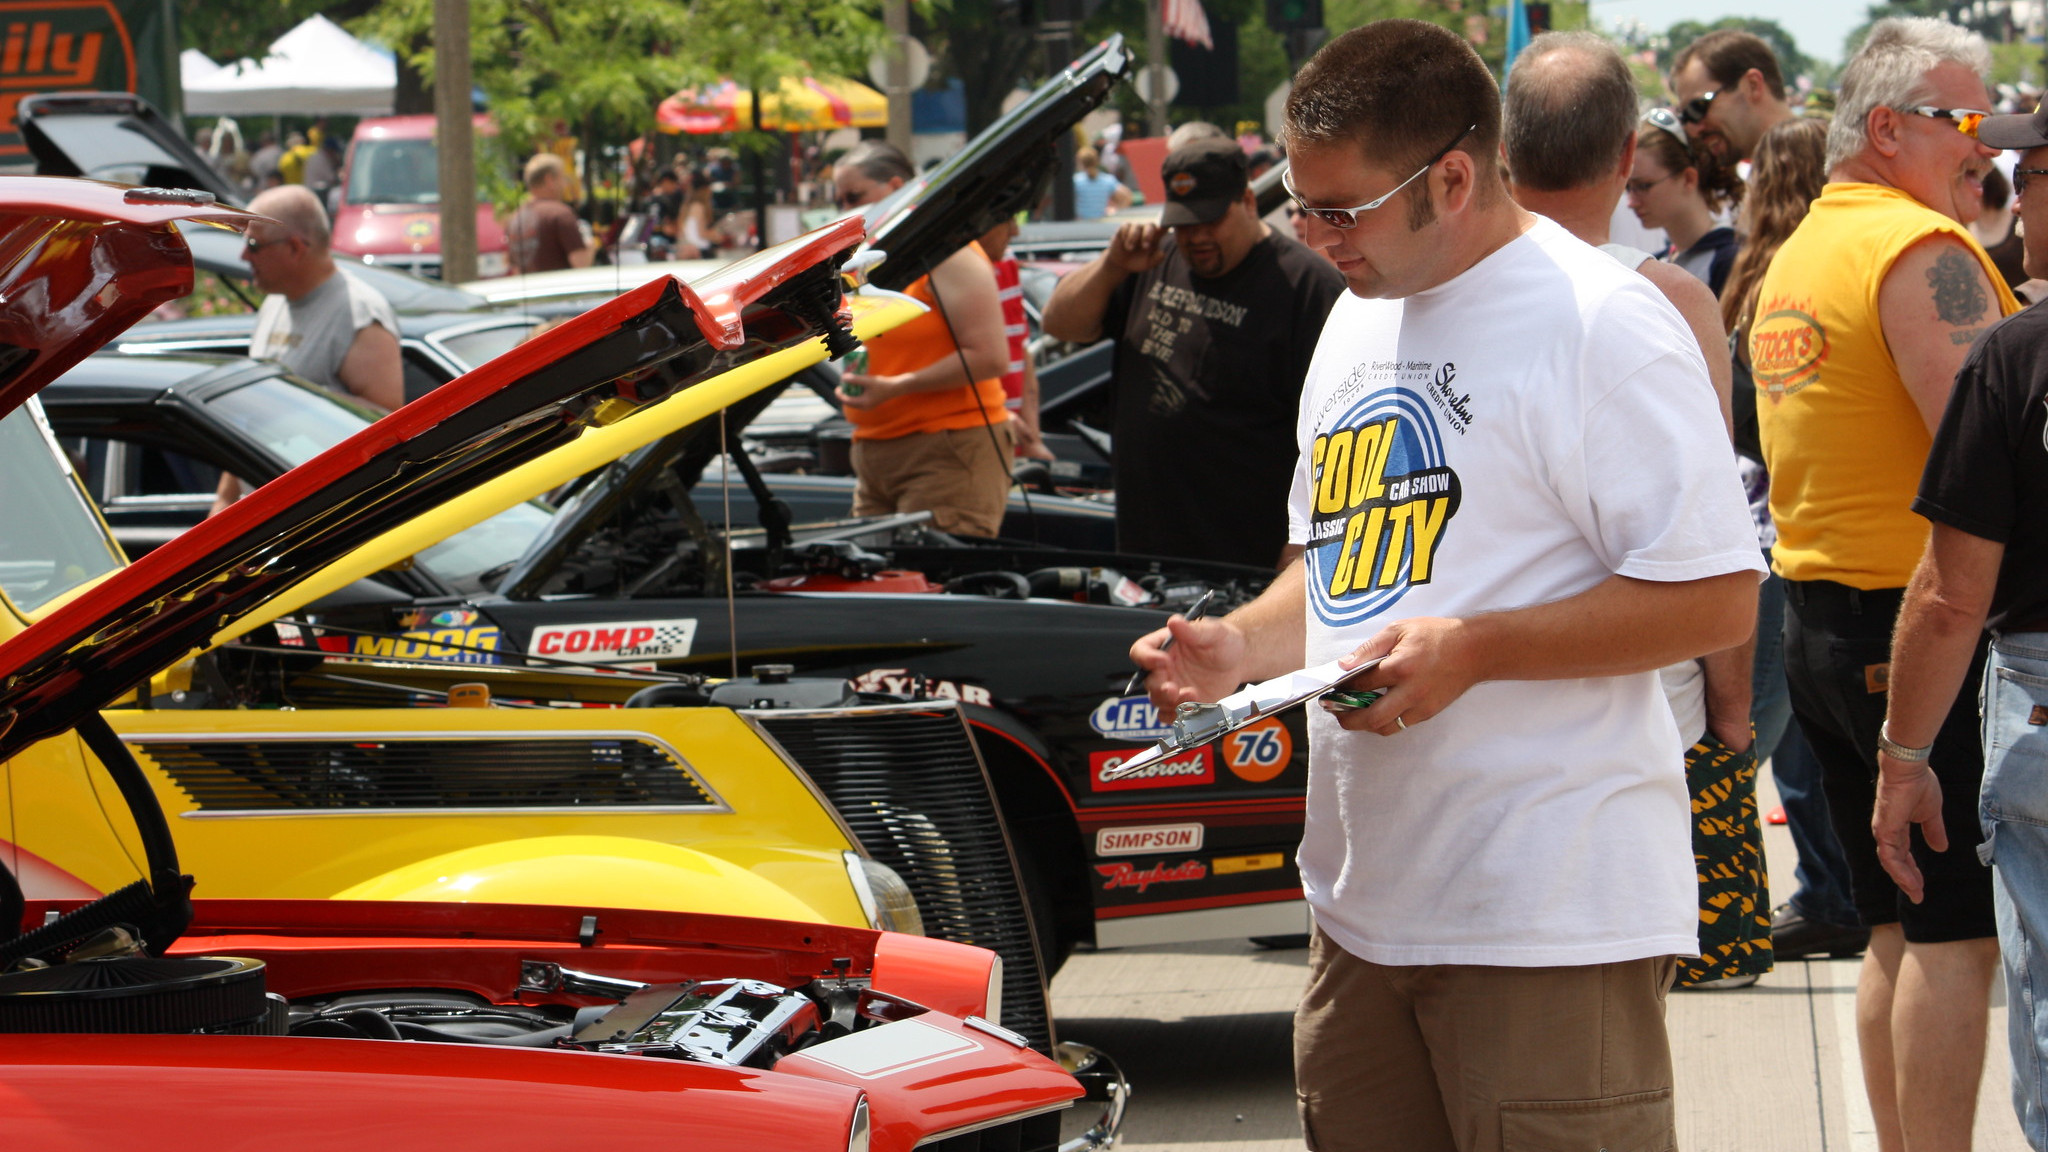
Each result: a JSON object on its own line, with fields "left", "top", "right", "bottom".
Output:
{"left": 334, "top": 113, "right": 511, "bottom": 280}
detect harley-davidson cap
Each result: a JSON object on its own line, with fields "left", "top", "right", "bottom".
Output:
{"left": 1159, "top": 139, "right": 1249, "bottom": 227}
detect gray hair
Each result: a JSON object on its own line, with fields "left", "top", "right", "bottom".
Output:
{"left": 1828, "top": 16, "right": 1992, "bottom": 172}
{"left": 248, "top": 184, "right": 331, "bottom": 249}
{"left": 838, "top": 140, "right": 913, "bottom": 185}
{"left": 1166, "top": 121, "right": 1228, "bottom": 151}
{"left": 1503, "top": 31, "right": 1639, "bottom": 192}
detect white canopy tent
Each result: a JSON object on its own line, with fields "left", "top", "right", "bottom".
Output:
{"left": 182, "top": 15, "right": 396, "bottom": 117}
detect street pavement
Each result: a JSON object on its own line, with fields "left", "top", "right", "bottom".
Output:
{"left": 1049, "top": 766, "right": 2033, "bottom": 1151}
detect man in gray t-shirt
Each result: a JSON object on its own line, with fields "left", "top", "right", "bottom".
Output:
{"left": 245, "top": 185, "right": 402, "bottom": 411}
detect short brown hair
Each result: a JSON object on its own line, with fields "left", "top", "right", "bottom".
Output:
{"left": 1284, "top": 19, "right": 1501, "bottom": 182}
{"left": 1672, "top": 30, "right": 1786, "bottom": 102}
{"left": 1503, "top": 31, "right": 1637, "bottom": 192}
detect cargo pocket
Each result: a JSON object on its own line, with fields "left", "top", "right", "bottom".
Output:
{"left": 1500, "top": 1088, "right": 1674, "bottom": 1152}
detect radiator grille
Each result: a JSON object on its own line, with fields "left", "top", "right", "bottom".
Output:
{"left": 755, "top": 706, "right": 1054, "bottom": 1053}
{"left": 132, "top": 736, "right": 719, "bottom": 812}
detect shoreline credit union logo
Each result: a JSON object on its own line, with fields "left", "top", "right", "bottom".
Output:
{"left": 0, "top": 3, "right": 138, "bottom": 156}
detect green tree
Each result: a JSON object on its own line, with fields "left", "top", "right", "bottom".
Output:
{"left": 354, "top": 0, "right": 882, "bottom": 171}
{"left": 1654, "top": 16, "right": 1810, "bottom": 82}
{"left": 179, "top": 0, "right": 374, "bottom": 63}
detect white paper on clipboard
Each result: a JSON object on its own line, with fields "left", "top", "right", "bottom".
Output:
{"left": 1098, "top": 656, "right": 1384, "bottom": 782}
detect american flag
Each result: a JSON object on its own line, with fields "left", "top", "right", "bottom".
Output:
{"left": 1162, "top": 0, "right": 1213, "bottom": 50}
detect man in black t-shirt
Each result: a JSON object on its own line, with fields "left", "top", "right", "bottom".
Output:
{"left": 1042, "top": 139, "right": 1344, "bottom": 568}
{"left": 1873, "top": 104, "right": 2048, "bottom": 1145}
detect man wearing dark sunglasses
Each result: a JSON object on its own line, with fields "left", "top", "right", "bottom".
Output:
{"left": 1750, "top": 17, "right": 2017, "bottom": 1150}
{"left": 1132, "top": 19, "right": 1762, "bottom": 1151}
{"left": 1669, "top": 29, "right": 1797, "bottom": 165}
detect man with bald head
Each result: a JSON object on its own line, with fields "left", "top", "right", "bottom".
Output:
{"left": 244, "top": 184, "right": 403, "bottom": 412}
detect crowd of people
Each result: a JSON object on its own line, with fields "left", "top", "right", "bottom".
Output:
{"left": 1106, "top": 16, "right": 2048, "bottom": 1152}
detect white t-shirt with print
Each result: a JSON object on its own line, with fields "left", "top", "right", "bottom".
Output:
{"left": 1285, "top": 216, "right": 1764, "bottom": 968}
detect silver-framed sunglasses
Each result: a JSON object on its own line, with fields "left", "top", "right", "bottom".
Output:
{"left": 1282, "top": 124, "right": 1476, "bottom": 230}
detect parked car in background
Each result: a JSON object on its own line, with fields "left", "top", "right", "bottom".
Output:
{"left": 0, "top": 177, "right": 1108, "bottom": 1152}
{"left": 335, "top": 113, "right": 511, "bottom": 280}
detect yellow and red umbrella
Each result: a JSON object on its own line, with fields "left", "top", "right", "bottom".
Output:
{"left": 657, "top": 76, "right": 886, "bottom": 134}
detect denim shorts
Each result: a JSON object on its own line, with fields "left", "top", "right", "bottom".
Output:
{"left": 1981, "top": 634, "right": 2048, "bottom": 1149}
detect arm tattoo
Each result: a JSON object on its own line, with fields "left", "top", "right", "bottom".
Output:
{"left": 1927, "top": 248, "right": 1991, "bottom": 325}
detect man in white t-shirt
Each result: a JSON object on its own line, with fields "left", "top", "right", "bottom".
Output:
{"left": 1132, "top": 20, "right": 1763, "bottom": 1150}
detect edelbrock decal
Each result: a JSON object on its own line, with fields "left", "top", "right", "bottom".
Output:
{"left": 1089, "top": 746, "right": 1213, "bottom": 791}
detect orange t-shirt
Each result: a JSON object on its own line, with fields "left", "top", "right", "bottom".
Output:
{"left": 847, "top": 242, "right": 1010, "bottom": 441}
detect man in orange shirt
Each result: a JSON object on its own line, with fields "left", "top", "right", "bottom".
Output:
{"left": 835, "top": 141, "right": 1013, "bottom": 536}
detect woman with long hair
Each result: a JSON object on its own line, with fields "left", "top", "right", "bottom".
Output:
{"left": 1722, "top": 117, "right": 1830, "bottom": 342}
{"left": 1629, "top": 107, "right": 1745, "bottom": 294}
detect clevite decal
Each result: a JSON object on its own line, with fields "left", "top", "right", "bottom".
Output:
{"left": 1089, "top": 695, "right": 1174, "bottom": 742}
{"left": 527, "top": 618, "right": 696, "bottom": 663}
{"left": 1095, "top": 823, "right": 1204, "bottom": 856}
{"left": 1090, "top": 747, "right": 1213, "bottom": 791}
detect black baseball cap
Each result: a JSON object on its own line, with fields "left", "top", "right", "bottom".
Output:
{"left": 1159, "top": 139, "right": 1249, "bottom": 227}
{"left": 1978, "top": 102, "right": 2048, "bottom": 151}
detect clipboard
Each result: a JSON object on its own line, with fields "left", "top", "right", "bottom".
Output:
{"left": 1098, "top": 656, "right": 1385, "bottom": 782}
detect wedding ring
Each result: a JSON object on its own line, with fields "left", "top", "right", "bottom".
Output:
{"left": 1396, "top": 716, "right": 1408, "bottom": 731}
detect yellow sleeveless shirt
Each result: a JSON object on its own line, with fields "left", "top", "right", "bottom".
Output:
{"left": 1750, "top": 183, "right": 2018, "bottom": 588}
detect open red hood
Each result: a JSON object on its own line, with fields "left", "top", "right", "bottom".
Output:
{"left": 0, "top": 207, "right": 866, "bottom": 762}
{"left": 0, "top": 178, "right": 256, "bottom": 420}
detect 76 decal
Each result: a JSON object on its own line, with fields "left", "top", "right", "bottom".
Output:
{"left": 1222, "top": 718, "right": 1294, "bottom": 783}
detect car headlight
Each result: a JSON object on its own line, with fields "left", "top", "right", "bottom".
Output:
{"left": 847, "top": 1094, "right": 869, "bottom": 1152}
{"left": 844, "top": 851, "right": 924, "bottom": 936}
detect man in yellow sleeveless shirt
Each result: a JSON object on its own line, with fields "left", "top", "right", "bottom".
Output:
{"left": 1749, "top": 18, "right": 2017, "bottom": 1149}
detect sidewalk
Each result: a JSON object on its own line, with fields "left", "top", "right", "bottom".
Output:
{"left": 1048, "top": 762, "right": 2033, "bottom": 1150}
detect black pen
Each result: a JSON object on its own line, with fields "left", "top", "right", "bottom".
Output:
{"left": 1125, "top": 589, "right": 1217, "bottom": 698}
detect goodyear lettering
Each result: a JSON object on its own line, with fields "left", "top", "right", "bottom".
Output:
{"left": 852, "top": 667, "right": 994, "bottom": 706}
{"left": 1094, "top": 860, "right": 1208, "bottom": 893}
{"left": 350, "top": 626, "right": 502, "bottom": 665}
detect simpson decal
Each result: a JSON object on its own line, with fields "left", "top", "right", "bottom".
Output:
{"left": 528, "top": 618, "right": 696, "bottom": 663}
{"left": 1089, "top": 695, "right": 1174, "bottom": 742}
{"left": 1095, "top": 823, "right": 1205, "bottom": 856}
{"left": 1095, "top": 860, "right": 1207, "bottom": 892}
{"left": 1090, "top": 747, "right": 1213, "bottom": 791}
{"left": 1304, "top": 377, "right": 1462, "bottom": 629}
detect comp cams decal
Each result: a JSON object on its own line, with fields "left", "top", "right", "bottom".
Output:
{"left": 528, "top": 618, "right": 697, "bottom": 664}
{"left": 1304, "top": 379, "right": 1462, "bottom": 629}
{"left": 1095, "top": 823, "right": 1204, "bottom": 856}
{"left": 1090, "top": 746, "right": 1213, "bottom": 791}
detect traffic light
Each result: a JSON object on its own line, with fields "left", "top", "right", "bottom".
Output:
{"left": 1526, "top": 3, "right": 1551, "bottom": 34}
{"left": 1266, "top": 0, "right": 1322, "bottom": 31}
